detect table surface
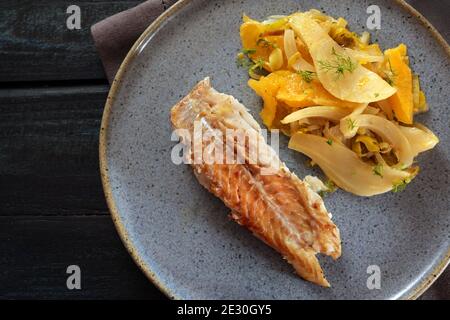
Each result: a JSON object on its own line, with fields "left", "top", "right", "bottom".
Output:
{"left": 0, "top": 0, "right": 448, "bottom": 299}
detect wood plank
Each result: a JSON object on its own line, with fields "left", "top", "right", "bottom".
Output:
{"left": 0, "top": 86, "right": 109, "bottom": 216}
{"left": 0, "top": 215, "right": 166, "bottom": 299}
{"left": 0, "top": 0, "right": 141, "bottom": 82}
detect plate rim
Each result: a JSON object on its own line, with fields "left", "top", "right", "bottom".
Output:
{"left": 99, "top": 0, "right": 450, "bottom": 300}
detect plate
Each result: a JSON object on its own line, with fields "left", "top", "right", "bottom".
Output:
{"left": 100, "top": 0, "right": 450, "bottom": 299}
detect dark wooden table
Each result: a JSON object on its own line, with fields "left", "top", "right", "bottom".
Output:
{"left": 0, "top": 0, "right": 448, "bottom": 299}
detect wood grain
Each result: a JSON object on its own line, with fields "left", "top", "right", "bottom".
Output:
{"left": 0, "top": 86, "right": 109, "bottom": 216}
{"left": 0, "top": 215, "right": 165, "bottom": 299}
{"left": 0, "top": 0, "right": 141, "bottom": 82}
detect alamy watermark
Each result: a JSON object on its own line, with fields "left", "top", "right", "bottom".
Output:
{"left": 66, "top": 5, "right": 81, "bottom": 30}
{"left": 366, "top": 5, "right": 381, "bottom": 30}
{"left": 66, "top": 265, "right": 81, "bottom": 290}
{"left": 171, "top": 121, "right": 280, "bottom": 175}
{"left": 366, "top": 265, "right": 381, "bottom": 290}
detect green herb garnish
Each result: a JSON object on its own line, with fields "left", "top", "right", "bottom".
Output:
{"left": 392, "top": 180, "right": 408, "bottom": 193}
{"left": 242, "top": 48, "right": 256, "bottom": 55}
{"left": 373, "top": 164, "right": 384, "bottom": 178}
{"left": 248, "top": 58, "right": 267, "bottom": 79}
{"left": 347, "top": 118, "right": 357, "bottom": 131}
{"left": 392, "top": 169, "right": 418, "bottom": 192}
{"left": 319, "top": 180, "right": 337, "bottom": 197}
{"left": 325, "top": 180, "right": 337, "bottom": 192}
{"left": 297, "top": 70, "right": 316, "bottom": 83}
{"left": 383, "top": 59, "right": 396, "bottom": 86}
{"left": 250, "top": 58, "right": 265, "bottom": 72}
{"left": 318, "top": 47, "right": 357, "bottom": 78}
{"left": 237, "top": 49, "right": 267, "bottom": 79}
{"left": 236, "top": 48, "right": 257, "bottom": 68}
{"left": 326, "top": 139, "right": 333, "bottom": 146}
{"left": 256, "top": 38, "right": 278, "bottom": 49}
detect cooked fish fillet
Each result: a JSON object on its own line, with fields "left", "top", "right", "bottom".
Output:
{"left": 171, "top": 78, "right": 341, "bottom": 287}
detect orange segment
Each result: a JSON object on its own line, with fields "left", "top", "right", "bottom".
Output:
{"left": 248, "top": 71, "right": 361, "bottom": 129}
{"left": 384, "top": 44, "right": 413, "bottom": 124}
{"left": 274, "top": 71, "right": 361, "bottom": 109}
{"left": 248, "top": 72, "right": 287, "bottom": 128}
{"left": 240, "top": 20, "right": 285, "bottom": 71}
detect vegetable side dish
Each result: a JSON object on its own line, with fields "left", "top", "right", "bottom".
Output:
{"left": 237, "top": 10, "right": 439, "bottom": 196}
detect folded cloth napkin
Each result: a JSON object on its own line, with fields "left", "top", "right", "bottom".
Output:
{"left": 91, "top": 0, "right": 177, "bottom": 82}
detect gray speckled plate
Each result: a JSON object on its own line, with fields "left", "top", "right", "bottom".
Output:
{"left": 100, "top": 0, "right": 450, "bottom": 299}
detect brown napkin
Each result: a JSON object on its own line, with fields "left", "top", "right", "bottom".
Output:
{"left": 91, "top": 0, "right": 177, "bottom": 83}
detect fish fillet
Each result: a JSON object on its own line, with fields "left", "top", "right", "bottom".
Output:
{"left": 170, "top": 78, "right": 341, "bottom": 287}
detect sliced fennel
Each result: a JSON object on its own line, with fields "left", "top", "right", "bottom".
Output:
{"left": 347, "top": 114, "right": 414, "bottom": 167}
{"left": 290, "top": 14, "right": 396, "bottom": 103}
{"left": 339, "top": 104, "right": 367, "bottom": 138}
{"left": 398, "top": 123, "right": 439, "bottom": 157}
{"left": 281, "top": 106, "right": 352, "bottom": 124}
{"left": 283, "top": 29, "right": 298, "bottom": 59}
{"left": 284, "top": 29, "right": 316, "bottom": 72}
{"left": 344, "top": 47, "right": 384, "bottom": 64}
{"left": 289, "top": 133, "right": 411, "bottom": 196}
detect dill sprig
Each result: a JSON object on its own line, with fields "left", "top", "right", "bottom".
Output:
{"left": 383, "top": 58, "right": 397, "bottom": 86}
{"left": 256, "top": 38, "right": 278, "bottom": 49}
{"left": 392, "top": 180, "right": 408, "bottom": 193}
{"left": 248, "top": 58, "right": 267, "bottom": 80}
{"left": 319, "top": 180, "right": 337, "bottom": 197}
{"left": 297, "top": 70, "right": 316, "bottom": 83}
{"left": 392, "top": 170, "right": 417, "bottom": 192}
{"left": 236, "top": 48, "right": 257, "bottom": 68}
{"left": 242, "top": 48, "right": 256, "bottom": 55}
{"left": 325, "top": 180, "right": 337, "bottom": 192}
{"left": 373, "top": 164, "right": 384, "bottom": 178}
{"left": 347, "top": 118, "right": 357, "bottom": 131}
{"left": 237, "top": 49, "right": 267, "bottom": 79}
{"left": 318, "top": 47, "right": 357, "bottom": 78}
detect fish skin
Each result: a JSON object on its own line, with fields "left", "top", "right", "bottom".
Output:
{"left": 171, "top": 78, "right": 341, "bottom": 287}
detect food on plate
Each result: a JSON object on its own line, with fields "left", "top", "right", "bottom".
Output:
{"left": 171, "top": 78, "right": 341, "bottom": 286}
{"left": 237, "top": 10, "right": 438, "bottom": 196}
